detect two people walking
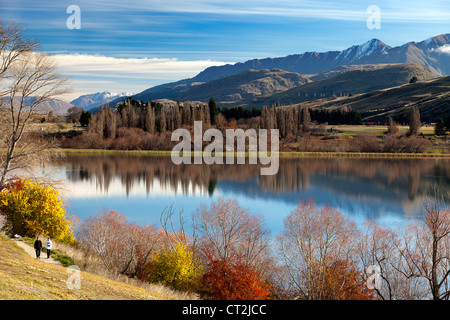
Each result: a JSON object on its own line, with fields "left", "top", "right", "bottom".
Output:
{"left": 34, "top": 236, "right": 52, "bottom": 259}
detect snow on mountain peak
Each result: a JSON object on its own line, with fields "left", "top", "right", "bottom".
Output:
{"left": 70, "top": 91, "right": 135, "bottom": 110}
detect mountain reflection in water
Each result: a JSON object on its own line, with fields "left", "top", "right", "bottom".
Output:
{"left": 46, "top": 155, "right": 450, "bottom": 232}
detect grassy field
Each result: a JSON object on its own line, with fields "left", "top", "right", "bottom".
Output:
{"left": 0, "top": 233, "right": 181, "bottom": 300}
{"left": 328, "top": 124, "right": 436, "bottom": 136}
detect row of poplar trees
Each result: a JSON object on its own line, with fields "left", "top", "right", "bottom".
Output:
{"left": 260, "top": 105, "right": 311, "bottom": 137}
{"left": 88, "top": 99, "right": 213, "bottom": 139}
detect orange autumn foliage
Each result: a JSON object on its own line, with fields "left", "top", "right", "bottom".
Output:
{"left": 309, "top": 258, "right": 375, "bottom": 300}
{"left": 200, "top": 251, "right": 271, "bottom": 300}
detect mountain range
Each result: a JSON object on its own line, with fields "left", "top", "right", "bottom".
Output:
{"left": 69, "top": 34, "right": 450, "bottom": 119}
{"left": 124, "top": 34, "right": 450, "bottom": 105}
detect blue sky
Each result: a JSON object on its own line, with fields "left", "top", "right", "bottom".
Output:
{"left": 1, "top": 0, "right": 450, "bottom": 100}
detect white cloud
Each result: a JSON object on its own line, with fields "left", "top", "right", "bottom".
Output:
{"left": 432, "top": 44, "right": 450, "bottom": 55}
{"left": 76, "top": 0, "right": 450, "bottom": 22}
{"left": 51, "top": 53, "right": 233, "bottom": 101}
{"left": 54, "top": 53, "right": 231, "bottom": 75}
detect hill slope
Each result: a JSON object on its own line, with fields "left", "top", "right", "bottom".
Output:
{"left": 0, "top": 234, "right": 176, "bottom": 300}
{"left": 133, "top": 68, "right": 311, "bottom": 103}
{"left": 245, "top": 63, "right": 436, "bottom": 108}
{"left": 303, "top": 75, "right": 450, "bottom": 123}
{"left": 0, "top": 97, "right": 75, "bottom": 116}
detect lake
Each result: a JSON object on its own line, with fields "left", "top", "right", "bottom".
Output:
{"left": 42, "top": 154, "right": 450, "bottom": 234}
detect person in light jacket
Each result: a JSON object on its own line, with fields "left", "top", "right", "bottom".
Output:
{"left": 45, "top": 238, "right": 53, "bottom": 259}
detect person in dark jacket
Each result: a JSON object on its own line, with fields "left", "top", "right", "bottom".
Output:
{"left": 34, "top": 237, "right": 43, "bottom": 259}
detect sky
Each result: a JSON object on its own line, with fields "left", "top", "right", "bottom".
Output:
{"left": 1, "top": 0, "right": 450, "bottom": 101}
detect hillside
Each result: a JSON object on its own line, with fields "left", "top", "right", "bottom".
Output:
{"left": 244, "top": 63, "right": 436, "bottom": 108}
{"left": 299, "top": 75, "right": 450, "bottom": 123}
{"left": 307, "top": 64, "right": 399, "bottom": 81}
{"left": 0, "top": 97, "right": 75, "bottom": 116}
{"left": 0, "top": 233, "right": 177, "bottom": 300}
{"left": 134, "top": 69, "right": 311, "bottom": 103}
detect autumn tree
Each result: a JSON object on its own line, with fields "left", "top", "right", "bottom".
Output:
{"left": 0, "top": 21, "right": 68, "bottom": 187}
{"left": 408, "top": 106, "right": 421, "bottom": 136}
{"left": 0, "top": 176, "right": 75, "bottom": 243}
{"left": 199, "top": 251, "right": 271, "bottom": 300}
{"left": 78, "top": 209, "right": 164, "bottom": 277}
{"left": 193, "top": 198, "right": 271, "bottom": 269}
{"left": 309, "top": 257, "right": 374, "bottom": 300}
{"left": 301, "top": 107, "right": 311, "bottom": 133}
{"left": 159, "top": 109, "right": 167, "bottom": 133}
{"left": 387, "top": 116, "right": 399, "bottom": 136}
{"left": 181, "top": 104, "right": 192, "bottom": 126}
{"left": 276, "top": 200, "right": 360, "bottom": 299}
{"left": 144, "top": 102, "right": 156, "bottom": 134}
{"left": 144, "top": 241, "right": 203, "bottom": 291}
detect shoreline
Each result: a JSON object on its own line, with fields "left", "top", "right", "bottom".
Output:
{"left": 60, "top": 148, "right": 450, "bottom": 159}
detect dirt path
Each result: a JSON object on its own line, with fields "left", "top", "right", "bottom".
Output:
{"left": 11, "top": 239, "right": 62, "bottom": 266}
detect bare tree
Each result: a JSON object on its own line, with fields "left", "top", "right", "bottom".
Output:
{"left": 78, "top": 209, "right": 163, "bottom": 277}
{"left": 394, "top": 187, "right": 450, "bottom": 300}
{"left": 387, "top": 116, "right": 399, "bottom": 136}
{"left": 358, "top": 220, "right": 428, "bottom": 300}
{"left": 276, "top": 200, "right": 360, "bottom": 299}
{"left": 0, "top": 21, "right": 69, "bottom": 187}
{"left": 193, "top": 198, "right": 271, "bottom": 269}
{"left": 66, "top": 106, "right": 83, "bottom": 124}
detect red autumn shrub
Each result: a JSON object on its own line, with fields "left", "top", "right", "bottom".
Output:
{"left": 309, "top": 258, "right": 375, "bottom": 300}
{"left": 199, "top": 252, "right": 271, "bottom": 300}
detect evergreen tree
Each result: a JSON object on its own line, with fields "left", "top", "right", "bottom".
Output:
{"left": 445, "top": 116, "right": 450, "bottom": 132}
{"left": 79, "top": 110, "right": 92, "bottom": 127}
{"left": 435, "top": 118, "right": 447, "bottom": 136}
{"left": 209, "top": 98, "right": 219, "bottom": 125}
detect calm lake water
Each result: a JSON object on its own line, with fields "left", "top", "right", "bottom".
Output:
{"left": 42, "top": 155, "right": 450, "bottom": 234}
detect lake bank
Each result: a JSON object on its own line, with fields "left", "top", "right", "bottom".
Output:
{"left": 61, "top": 148, "right": 450, "bottom": 159}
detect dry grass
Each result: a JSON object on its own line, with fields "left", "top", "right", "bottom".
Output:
{"left": 0, "top": 233, "right": 196, "bottom": 300}
{"left": 54, "top": 241, "right": 198, "bottom": 300}
{"left": 329, "top": 125, "right": 435, "bottom": 136}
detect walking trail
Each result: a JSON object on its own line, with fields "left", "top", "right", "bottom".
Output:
{"left": 11, "top": 239, "right": 62, "bottom": 266}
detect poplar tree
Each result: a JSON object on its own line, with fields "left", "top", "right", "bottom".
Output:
{"left": 409, "top": 106, "right": 421, "bottom": 136}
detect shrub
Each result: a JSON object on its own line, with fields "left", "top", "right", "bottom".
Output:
{"left": 356, "top": 135, "right": 382, "bottom": 153}
{"left": 0, "top": 176, "right": 75, "bottom": 243}
{"left": 144, "top": 241, "right": 203, "bottom": 291}
{"left": 199, "top": 253, "right": 271, "bottom": 300}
